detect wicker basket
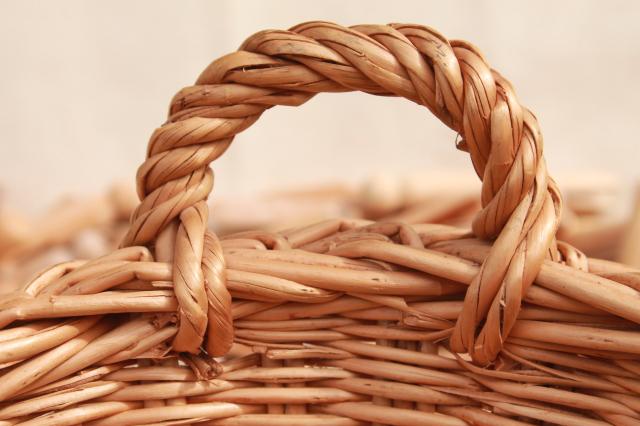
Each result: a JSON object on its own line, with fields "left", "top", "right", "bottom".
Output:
{"left": 1, "top": 21, "right": 639, "bottom": 426}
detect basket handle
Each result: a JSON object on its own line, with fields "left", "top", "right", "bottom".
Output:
{"left": 122, "top": 22, "right": 561, "bottom": 364}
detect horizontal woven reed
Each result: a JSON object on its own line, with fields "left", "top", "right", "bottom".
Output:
{"left": 1, "top": 21, "right": 639, "bottom": 426}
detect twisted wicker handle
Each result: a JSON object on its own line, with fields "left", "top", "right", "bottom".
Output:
{"left": 122, "top": 21, "right": 561, "bottom": 364}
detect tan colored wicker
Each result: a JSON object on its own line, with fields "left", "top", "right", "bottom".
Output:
{"left": 1, "top": 21, "right": 640, "bottom": 426}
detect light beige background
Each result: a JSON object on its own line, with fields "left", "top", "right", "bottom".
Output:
{"left": 1, "top": 0, "right": 639, "bottom": 211}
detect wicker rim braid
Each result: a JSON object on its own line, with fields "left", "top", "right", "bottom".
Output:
{"left": 122, "top": 21, "right": 561, "bottom": 365}
{"left": 2, "top": 21, "right": 640, "bottom": 426}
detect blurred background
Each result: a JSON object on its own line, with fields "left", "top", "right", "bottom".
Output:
{"left": 2, "top": 0, "right": 640, "bottom": 289}
{"left": 1, "top": 0, "right": 640, "bottom": 209}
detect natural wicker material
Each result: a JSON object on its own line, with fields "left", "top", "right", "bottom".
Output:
{"left": 1, "top": 21, "right": 639, "bottom": 426}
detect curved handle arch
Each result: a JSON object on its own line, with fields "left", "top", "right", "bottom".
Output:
{"left": 123, "top": 21, "right": 561, "bottom": 364}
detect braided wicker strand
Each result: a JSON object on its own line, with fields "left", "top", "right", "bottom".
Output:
{"left": 122, "top": 21, "right": 560, "bottom": 363}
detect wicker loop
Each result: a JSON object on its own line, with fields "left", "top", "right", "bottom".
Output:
{"left": 121, "top": 22, "right": 561, "bottom": 363}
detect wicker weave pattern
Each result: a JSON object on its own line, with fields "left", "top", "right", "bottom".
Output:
{"left": 1, "top": 21, "right": 639, "bottom": 426}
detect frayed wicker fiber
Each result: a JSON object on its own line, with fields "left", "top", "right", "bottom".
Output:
{"left": 1, "top": 21, "right": 639, "bottom": 426}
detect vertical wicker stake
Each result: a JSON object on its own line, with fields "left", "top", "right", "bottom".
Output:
{"left": 0, "top": 21, "right": 639, "bottom": 426}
